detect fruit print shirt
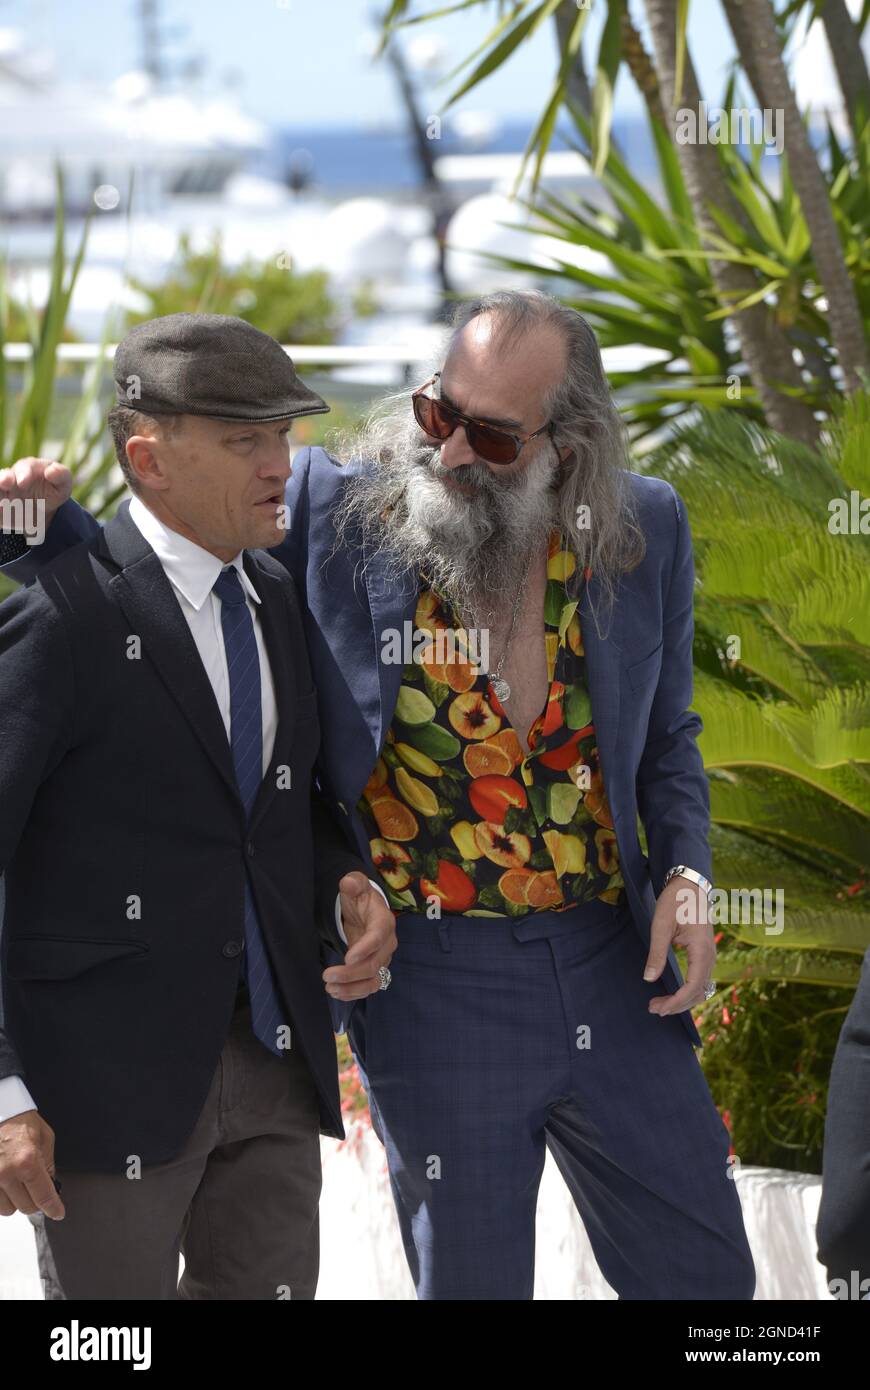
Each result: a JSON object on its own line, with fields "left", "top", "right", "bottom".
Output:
{"left": 357, "top": 530, "right": 625, "bottom": 917}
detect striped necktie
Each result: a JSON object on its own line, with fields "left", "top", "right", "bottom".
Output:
{"left": 213, "top": 565, "right": 287, "bottom": 1058}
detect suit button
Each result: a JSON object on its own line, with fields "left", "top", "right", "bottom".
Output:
{"left": 246, "top": 841, "right": 255, "bottom": 857}
{"left": 222, "top": 941, "right": 243, "bottom": 958}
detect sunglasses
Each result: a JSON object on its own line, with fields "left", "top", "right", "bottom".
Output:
{"left": 411, "top": 372, "right": 553, "bottom": 465}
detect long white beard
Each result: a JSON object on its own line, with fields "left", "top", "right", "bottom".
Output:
{"left": 352, "top": 441, "right": 560, "bottom": 627}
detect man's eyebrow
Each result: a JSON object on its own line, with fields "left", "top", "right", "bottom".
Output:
{"left": 221, "top": 421, "right": 290, "bottom": 439}
{"left": 437, "top": 383, "right": 522, "bottom": 431}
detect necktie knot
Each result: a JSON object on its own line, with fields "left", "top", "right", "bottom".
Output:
{"left": 213, "top": 565, "right": 247, "bottom": 608}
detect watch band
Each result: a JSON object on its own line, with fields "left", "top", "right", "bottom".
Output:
{"left": 663, "top": 865, "right": 713, "bottom": 896}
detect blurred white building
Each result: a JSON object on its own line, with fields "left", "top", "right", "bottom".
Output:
{"left": 0, "top": 28, "right": 266, "bottom": 218}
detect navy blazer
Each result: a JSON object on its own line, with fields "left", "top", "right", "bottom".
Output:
{"left": 3, "top": 450, "right": 712, "bottom": 1048}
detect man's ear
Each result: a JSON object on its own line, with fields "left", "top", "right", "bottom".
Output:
{"left": 127, "top": 435, "right": 168, "bottom": 493}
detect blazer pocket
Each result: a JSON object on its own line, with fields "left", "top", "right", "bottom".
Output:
{"left": 6, "top": 936, "right": 150, "bottom": 982}
{"left": 625, "top": 641, "right": 664, "bottom": 693}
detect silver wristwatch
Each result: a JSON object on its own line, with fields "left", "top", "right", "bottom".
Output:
{"left": 662, "top": 865, "right": 713, "bottom": 897}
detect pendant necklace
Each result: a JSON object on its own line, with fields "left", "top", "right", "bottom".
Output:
{"left": 485, "top": 545, "right": 535, "bottom": 703}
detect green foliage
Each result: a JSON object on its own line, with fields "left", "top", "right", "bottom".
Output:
{"left": 0, "top": 182, "right": 343, "bottom": 609}
{"left": 0, "top": 169, "right": 124, "bottom": 604}
{"left": 644, "top": 401, "right": 869, "bottom": 896}
{"left": 127, "top": 233, "right": 338, "bottom": 345}
{"left": 380, "top": 0, "right": 690, "bottom": 194}
{"left": 497, "top": 113, "right": 748, "bottom": 439}
{"left": 693, "top": 974, "right": 847, "bottom": 1173}
{"left": 486, "top": 104, "right": 869, "bottom": 438}
{"left": 0, "top": 167, "right": 95, "bottom": 470}
{"left": 294, "top": 400, "right": 367, "bottom": 451}
{"left": 640, "top": 402, "right": 870, "bottom": 1164}
{"left": 383, "top": 3, "right": 869, "bottom": 445}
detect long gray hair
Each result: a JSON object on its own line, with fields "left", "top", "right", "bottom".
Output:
{"left": 330, "top": 289, "right": 645, "bottom": 625}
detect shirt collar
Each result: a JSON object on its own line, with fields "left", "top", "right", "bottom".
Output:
{"left": 127, "top": 495, "right": 261, "bottom": 611}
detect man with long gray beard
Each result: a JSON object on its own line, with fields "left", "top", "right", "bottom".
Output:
{"left": 1, "top": 290, "right": 755, "bottom": 1301}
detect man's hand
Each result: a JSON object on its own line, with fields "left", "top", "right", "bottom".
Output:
{"left": 323, "top": 871, "right": 398, "bottom": 1001}
{"left": 0, "top": 458, "right": 72, "bottom": 525}
{"left": 0, "top": 1110, "right": 65, "bottom": 1220}
{"left": 643, "top": 876, "right": 715, "bottom": 1018}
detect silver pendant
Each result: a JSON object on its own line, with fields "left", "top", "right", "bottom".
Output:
{"left": 490, "top": 677, "right": 511, "bottom": 702}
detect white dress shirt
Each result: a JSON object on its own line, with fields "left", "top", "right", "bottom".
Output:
{"left": 0, "top": 497, "right": 387, "bottom": 1125}
{"left": 128, "top": 495, "right": 279, "bottom": 776}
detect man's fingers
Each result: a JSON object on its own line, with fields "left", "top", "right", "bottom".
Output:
{"left": 0, "top": 1148, "right": 65, "bottom": 1218}
{"left": 0, "top": 1114, "right": 65, "bottom": 1219}
{"left": 0, "top": 457, "right": 68, "bottom": 500}
{"left": 8, "top": 459, "right": 45, "bottom": 490}
{"left": 338, "top": 884, "right": 397, "bottom": 965}
{"left": 324, "top": 947, "right": 389, "bottom": 986}
{"left": 649, "top": 981, "right": 702, "bottom": 1017}
{"left": 0, "top": 1178, "right": 38, "bottom": 1215}
{"left": 325, "top": 973, "right": 384, "bottom": 1001}
{"left": 683, "top": 933, "right": 715, "bottom": 994}
{"left": 343, "top": 921, "right": 395, "bottom": 968}
{"left": 324, "top": 930, "right": 393, "bottom": 996}
{"left": 642, "top": 913, "right": 673, "bottom": 980}
{"left": 337, "top": 872, "right": 368, "bottom": 908}
{"left": 649, "top": 938, "right": 714, "bottom": 1016}
{"left": 26, "top": 1169, "right": 65, "bottom": 1221}
{"left": 0, "top": 1170, "right": 63, "bottom": 1219}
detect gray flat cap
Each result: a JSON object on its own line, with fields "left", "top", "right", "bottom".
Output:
{"left": 113, "top": 312, "right": 329, "bottom": 422}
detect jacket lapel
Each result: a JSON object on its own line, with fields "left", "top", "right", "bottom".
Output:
{"left": 578, "top": 572, "right": 622, "bottom": 806}
{"left": 245, "top": 554, "right": 298, "bottom": 831}
{"left": 102, "top": 502, "right": 240, "bottom": 808}
{"left": 361, "top": 536, "right": 419, "bottom": 779}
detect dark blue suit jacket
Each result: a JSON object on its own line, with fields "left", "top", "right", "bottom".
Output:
{"left": 0, "top": 503, "right": 368, "bottom": 1168}
{"left": 4, "top": 448, "right": 712, "bottom": 1047}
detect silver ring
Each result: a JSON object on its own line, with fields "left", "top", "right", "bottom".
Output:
{"left": 378, "top": 966, "right": 392, "bottom": 991}
{"left": 703, "top": 980, "right": 717, "bottom": 1001}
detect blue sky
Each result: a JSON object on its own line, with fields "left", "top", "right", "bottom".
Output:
{"left": 5, "top": 0, "right": 744, "bottom": 129}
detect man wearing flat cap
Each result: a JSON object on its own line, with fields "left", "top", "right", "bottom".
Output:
{"left": 0, "top": 313, "right": 396, "bottom": 1299}
{"left": 3, "top": 292, "right": 753, "bottom": 1304}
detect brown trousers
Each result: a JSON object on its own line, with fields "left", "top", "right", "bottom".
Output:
{"left": 28, "top": 986, "right": 323, "bottom": 1300}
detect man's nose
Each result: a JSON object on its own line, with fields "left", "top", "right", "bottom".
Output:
{"left": 440, "top": 425, "right": 476, "bottom": 468}
{"left": 262, "top": 442, "right": 292, "bottom": 480}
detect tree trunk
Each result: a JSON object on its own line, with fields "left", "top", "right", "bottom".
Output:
{"left": 619, "top": 0, "right": 665, "bottom": 128}
{"left": 820, "top": 0, "right": 870, "bottom": 144}
{"left": 382, "top": 32, "right": 454, "bottom": 304}
{"left": 643, "top": 0, "right": 821, "bottom": 444}
{"left": 722, "top": 0, "right": 869, "bottom": 393}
